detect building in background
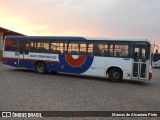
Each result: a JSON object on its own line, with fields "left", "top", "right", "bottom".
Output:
{"left": 0, "top": 27, "right": 25, "bottom": 58}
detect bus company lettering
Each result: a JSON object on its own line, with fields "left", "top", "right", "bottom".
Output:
{"left": 30, "top": 54, "right": 57, "bottom": 59}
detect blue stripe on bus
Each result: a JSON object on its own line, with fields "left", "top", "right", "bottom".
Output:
{"left": 3, "top": 54, "right": 94, "bottom": 74}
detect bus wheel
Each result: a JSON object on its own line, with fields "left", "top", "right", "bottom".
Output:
{"left": 35, "top": 62, "right": 47, "bottom": 74}
{"left": 109, "top": 69, "right": 122, "bottom": 82}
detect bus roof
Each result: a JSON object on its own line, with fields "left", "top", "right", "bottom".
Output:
{"left": 85, "top": 37, "right": 151, "bottom": 42}
{"left": 5, "top": 36, "right": 151, "bottom": 43}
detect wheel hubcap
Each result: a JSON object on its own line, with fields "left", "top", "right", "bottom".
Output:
{"left": 113, "top": 72, "right": 120, "bottom": 79}
{"left": 38, "top": 65, "right": 43, "bottom": 72}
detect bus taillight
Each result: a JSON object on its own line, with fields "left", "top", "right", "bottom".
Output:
{"left": 2, "top": 59, "right": 6, "bottom": 64}
{"left": 149, "top": 72, "right": 152, "bottom": 81}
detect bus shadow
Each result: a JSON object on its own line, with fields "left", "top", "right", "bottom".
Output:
{"left": 9, "top": 68, "right": 35, "bottom": 73}
{"left": 9, "top": 68, "right": 148, "bottom": 86}
{"left": 121, "top": 80, "right": 148, "bottom": 86}
{"left": 50, "top": 72, "right": 148, "bottom": 86}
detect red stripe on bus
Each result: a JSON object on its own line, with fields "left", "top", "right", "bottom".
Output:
{"left": 3, "top": 57, "right": 60, "bottom": 63}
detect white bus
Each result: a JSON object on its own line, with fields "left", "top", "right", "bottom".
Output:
{"left": 152, "top": 53, "right": 160, "bottom": 68}
{"left": 2, "top": 36, "right": 152, "bottom": 82}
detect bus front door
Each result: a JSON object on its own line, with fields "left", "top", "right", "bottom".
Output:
{"left": 18, "top": 41, "right": 29, "bottom": 68}
{"left": 132, "top": 47, "right": 147, "bottom": 80}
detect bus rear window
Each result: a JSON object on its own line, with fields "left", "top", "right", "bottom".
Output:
{"left": 5, "top": 39, "right": 18, "bottom": 51}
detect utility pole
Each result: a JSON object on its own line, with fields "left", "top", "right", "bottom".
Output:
{"left": 151, "top": 41, "right": 159, "bottom": 54}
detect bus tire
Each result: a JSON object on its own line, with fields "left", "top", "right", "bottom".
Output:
{"left": 35, "top": 62, "right": 47, "bottom": 74}
{"left": 109, "top": 69, "right": 122, "bottom": 82}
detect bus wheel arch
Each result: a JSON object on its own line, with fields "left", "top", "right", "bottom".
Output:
{"left": 107, "top": 67, "right": 123, "bottom": 82}
{"left": 35, "top": 61, "right": 47, "bottom": 74}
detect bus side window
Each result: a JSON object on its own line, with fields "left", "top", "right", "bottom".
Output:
{"left": 50, "top": 41, "right": 67, "bottom": 54}
{"left": 30, "top": 41, "right": 49, "bottom": 53}
{"left": 38, "top": 42, "right": 49, "bottom": 53}
{"left": 89, "top": 41, "right": 109, "bottom": 57}
{"left": 5, "top": 39, "right": 18, "bottom": 51}
{"left": 79, "top": 42, "right": 87, "bottom": 55}
{"left": 19, "top": 42, "right": 30, "bottom": 54}
{"left": 121, "top": 45, "right": 128, "bottom": 57}
{"left": 93, "top": 43, "right": 101, "bottom": 56}
{"left": 68, "top": 42, "right": 79, "bottom": 55}
{"left": 98, "top": 43, "right": 108, "bottom": 56}
{"left": 109, "top": 44, "right": 114, "bottom": 56}
{"left": 87, "top": 43, "right": 94, "bottom": 55}
{"left": 109, "top": 43, "right": 129, "bottom": 57}
{"left": 30, "top": 41, "right": 35, "bottom": 52}
{"left": 50, "top": 42, "right": 55, "bottom": 53}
